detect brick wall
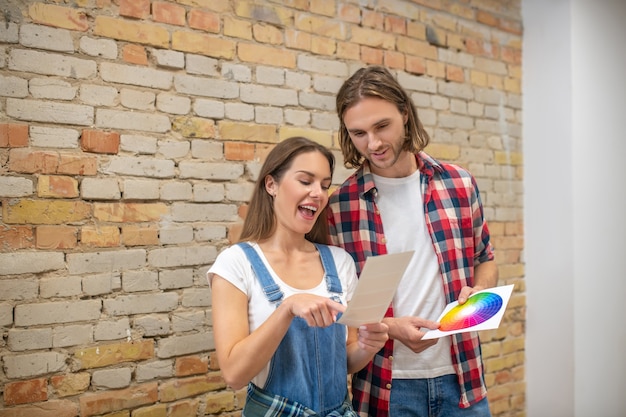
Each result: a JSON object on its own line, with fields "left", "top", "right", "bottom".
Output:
{"left": 0, "top": 0, "right": 525, "bottom": 416}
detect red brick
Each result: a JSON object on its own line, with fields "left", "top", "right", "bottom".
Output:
{"left": 153, "top": 1, "right": 186, "bottom": 26}
{"left": 360, "top": 45, "right": 383, "bottom": 65}
{"left": 122, "top": 44, "right": 148, "bottom": 65}
{"left": 121, "top": 224, "right": 160, "bottom": 246}
{"left": 8, "top": 149, "right": 59, "bottom": 174}
{"left": 169, "top": 399, "right": 200, "bottom": 417}
{"left": 0, "top": 225, "right": 34, "bottom": 250}
{"left": 81, "top": 129, "right": 120, "bottom": 154}
{"left": 36, "top": 225, "right": 78, "bottom": 249}
{"left": 175, "top": 355, "right": 209, "bottom": 377}
{"left": 57, "top": 153, "right": 98, "bottom": 176}
{"left": 4, "top": 377, "right": 47, "bottom": 406}
{"left": 79, "top": 382, "right": 158, "bottom": 417}
{"left": 188, "top": 9, "right": 220, "bottom": 33}
{"left": 37, "top": 175, "right": 79, "bottom": 198}
{"left": 0, "top": 123, "right": 29, "bottom": 148}
{"left": 224, "top": 142, "right": 254, "bottom": 161}
{"left": 119, "top": 0, "right": 150, "bottom": 19}
{"left": 0, "top": 399, "right": 79, "bottom": 417}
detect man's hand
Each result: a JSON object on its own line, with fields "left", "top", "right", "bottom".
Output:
{"left": 382, "top": 316, "right": 440, "bottom": 353}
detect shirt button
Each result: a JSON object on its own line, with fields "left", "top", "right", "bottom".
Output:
{"left": 381, "top": 237, "right": 387, "bottom": 244}
{"left": 386, "top": 383, "right": 392, "bottom": 389}
{"left": 389, "top": 355, "right": 393, "bottom": 361}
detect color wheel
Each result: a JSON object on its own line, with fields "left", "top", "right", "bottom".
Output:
{"left": 439, "top": 292, "right": 503, "bottom": 332}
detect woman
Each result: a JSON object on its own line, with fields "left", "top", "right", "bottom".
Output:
{"left": 208, "top": 136, "right": 389, "bottom": 416}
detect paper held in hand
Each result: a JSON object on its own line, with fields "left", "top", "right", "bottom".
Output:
{"left": 337, "top": 251, "right": 414, "bottom": 327}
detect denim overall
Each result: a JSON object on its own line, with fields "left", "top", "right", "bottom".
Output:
{"left": 237, "top": 242, "right": 353, "bottom": 417}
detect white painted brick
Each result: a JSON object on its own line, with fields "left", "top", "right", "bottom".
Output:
{"left": 170, "top": 202, "right": 237, "bottom": 222}
{"left": 157, "top": 140, "right": 190, "bottom": 159}
{"left": 172, "top": 311, "right": 205, "bottom": 332}
{"left": 475, "top": 56, "right": 508, "bottom": 75}
{"left": 92, "top": 367, "right": 132, "bottom": 389}
{"left": 221, "top": 63, "right": 251, "bottom": 82}
{"left": 159, "top": 224, "right": 194, "bottom": 245}
{"left": 0, "top": 74, "right": 28, "bottom": 97}
{"left": 122, "top": 270, "right": 158, "bottom": 292}
{"left": 156, "top": 93, "right": 190, "bottom": 115}
{"left": 82, "top": 272, "right": 121, "bottom": 296}
{"left": 80, "top": 84, "right": 118, "bottom": 107}
{"left": 240, "top": 84, "right": 298, "bottom": 106}
{"left": 411, "top": 92, "right": 432, "bottom": 107}
{"left": 156, "top": 332, "right": 214, "bottom": 359}
{"left": 285, "top": 70, "right": 311, "bottom": 90}
{"left": 174, "top": 74, "right": 238, "bottom": 99}
{"left": 28, "top": 78, "right": 78, "bottom": 100}
{"left": 256, "top": 66, "right": 284, "bottom": 85}
{"left": 225, "top": 102, "right": 254, "bottom": 121}
{"left": 0, "top": 22, "right": 19, "bottom": 43}
{"left": 159, "top": 268, "right": 194, "bottom": 290}
{"left": 0, "top": 252, "right": 65, "bottom": 275}
{"left": 178, "top": 161, "right": 243, "bottom": 180}
{"left": 134, "top": 314, "right": 170, "bottom": 336}
{"left": 284, "top": 109, "right": 310, "bottom": 126}
{"left": 14, "top": 300, "right": 101, "bottom": 326}
{"left": 67, "top": 249, "right": 146, "bottom": 275}
{"left": 123, "top": 179, "right": 160, "bottom": 200}
{"left": 255, "top": 106, "right": 283, "bottom": 124}
{"left": 53, "top": 324, "right": 93, "bottom": 347}
{"left": 186, "top": 54, "right": 219, "bottom": 76}
{"left": 120, "top": 134, "right": 157, "bottom": 155}
{"left": 9, "top": 49, "right": 97, "bottom": 78}
{"left": 160, "top": 181, "right": 193, "bottom": 201}
{"left": 103, "top": 293, "right": 179, "bottom": 316}
{"left": 136, "top": 359, "right": 173, "bottom": 382}
{"left": 96, "top": 108, "right": 170, "bottom": 133}
{"left": 104, "top": 156, "right": 176, "bottom": 178}
{"left": 3, "top": 351, "right": 66, "bottom": 378}
{"left": 120, "top": 88, "right": 155, "bottom": 111}
{"left": 418, "top": 108, "right": 437, "bottom": 127}
{"left": 439, "top": 114, "right": 474, "bottom": 130}
{"left": 7, "top": 328, "right": 52, "bottom": 351}
{"left": 79, "top": 36, "right": 117, "bottom": 59}
{"left": 313, "top": 75, "right": 343, "bottom": 94}
{"left": 297, "top": 55, "right": 348, "bottom": 77}
{"left": 20, "top": 24, "right": 74, "bottom": 52}
{"left": 153, "top": 48, "right": 185, "bottom": 69}
{"left": 225, "top": 182, "right": 253, "bottom": 202}
{"left": 148, "top": 246, "right": 217, "bottom": 268}
{"left": 30, "top": 126, "right": 80, "bottom": 149}
{"left": 397, "top": 71, "right": 437, "bottom": 94}
{"left": 100, "top": 62, "right": 173, "bottom": 89}
{"left": 40, "top": 275, "right": 82, "bottom": 298}
{"left": 181, "top": 288, "right": 211, "bottom": 307}
{"left": 468, "top": 102, "right": 484, "bottom": 117}
{"left": 475, "top": 87, "right": 505, "bottom": 105}
{"left": 0, "top": 46, "right": 6, "bottom": 68}
{"left": 0, "top": 303, "right": 13, "bottom": 326}
{"left": 94, "top": 318, "right": 130, "bottom": 341}
{"left": 299, "top": 91, "right": 334, "bottom": 111}
{"left": 193, "top": 183, "right": 224, "bottom": 202}
{"left": 438, "top": 49, "right": 474, "bottom": 68}
{"left": 194, "top": 225, "right": 227, "bottom": 242}
{"left": 0, "top": 176, "right": 33, "bottom": 197}
{"left": 0, "top": 278, "right": 38, "bottom": 301}
{"left": 6, "top": 98, "right": 93, "bottom": 125}
{"left": 81, "top": 178, "right": 121, "bottom": 200}
{"left": 311, "top": 112, "right": 338, "bottom": 130}
{"left": 190, "top": 140, "right": 223, "bottom": 160}
{"left": 193, "top": 98, "right": 225, "bottom": 119}
{"left": 438, "top": 80, "right": 473, "bottom": 100}
{"left": 247, "top": 160, "right": 262, "bottom": 181}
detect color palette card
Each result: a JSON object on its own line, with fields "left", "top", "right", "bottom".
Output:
{"left": 422, "top": 284, "right": 514, "bottom": 339}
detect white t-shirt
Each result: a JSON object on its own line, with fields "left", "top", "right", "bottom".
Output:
{"left": 207, "top": 242, "right": 358, "bottom": 387}
{"left": 372, "top": 171, "right": 455, "bottom": 378}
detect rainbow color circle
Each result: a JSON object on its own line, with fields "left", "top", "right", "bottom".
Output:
{"left": 439, "top": 292, "right": 503, "bottom": 332}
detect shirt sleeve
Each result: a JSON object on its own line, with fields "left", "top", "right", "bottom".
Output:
{"left": 207, "top": 245, "right": 251, "bottom": 296}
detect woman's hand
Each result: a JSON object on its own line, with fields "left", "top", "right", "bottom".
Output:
{"left": 283, "top": 293, "right": 346, "bottom": 327}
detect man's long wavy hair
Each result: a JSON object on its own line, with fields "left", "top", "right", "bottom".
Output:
{"left": 336, "top": 65, "right": 431, "bottom": 169}
{"left": 238, "top": 136, "right": 335, "bottom": 245}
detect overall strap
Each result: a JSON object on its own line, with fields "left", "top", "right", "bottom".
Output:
{"left": 236, "top": 242, "right": 284, "bottom": 304}
{"left": 314, "top": 243, "right": 343, "bottom": 295}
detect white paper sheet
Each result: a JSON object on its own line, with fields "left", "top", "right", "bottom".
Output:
{"left": 337, "top": 251, "right": 414, "bottom": 327}
{"left": 422, "top": 284, "right": 514, "bottom": 339}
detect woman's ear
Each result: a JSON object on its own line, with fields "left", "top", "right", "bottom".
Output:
{"left": 265, "top": 175, "right": 277, "bottom": 197}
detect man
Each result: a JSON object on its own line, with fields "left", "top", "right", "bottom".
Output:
{"left": 327, "top": 65, "right": 498, "bottom": 417}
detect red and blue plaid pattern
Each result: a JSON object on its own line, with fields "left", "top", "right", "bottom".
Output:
{"left": 327, "top": 152, "right": 494, "bottom": 416}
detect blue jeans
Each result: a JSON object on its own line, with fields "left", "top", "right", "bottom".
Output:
{"left": 389, "top": 375, "right": 492, "bottom": 417}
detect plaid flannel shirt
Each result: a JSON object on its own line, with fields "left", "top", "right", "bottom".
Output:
{"left": 327, "top": 152, "right": 495, "bottom": 416}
